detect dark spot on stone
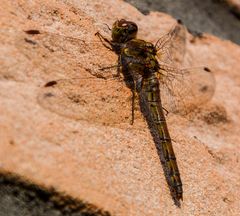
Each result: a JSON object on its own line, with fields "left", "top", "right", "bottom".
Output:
{"left": 222, "top": 197, "right": 232, "bottom": 203}
{"left": 24, "top": 30, "right": 40, "bottom": 35}
{"left": 43, "top": 44, "right": 55, "bottom": 52}
{"left": 73, "top": 98, "right": 80, "bottom": 103}
{"left": 44, "top": 92, "right": 54, "bottom": 97}
{"left": 207, "top": 148, "right": 224, "bottom": 164}
{"left": 203, "top": 109, "right": 228, "bottom": 125}
{"left": 9, "top": 140, "right": 15, "bottom": 145}
{"left": 44, "top": 81, "right": 58, "bottom": 87}
{"left": 68, "top": 95, "right": 85, "bottom": 104}
{"left": 177, "top": 19, "right": 183, "bottom": 24}
{"left": 200, "top": 85, "right": 208, "bottom": 92}
{"left": 24, "top": 38, "right": 37, "bottom": 45}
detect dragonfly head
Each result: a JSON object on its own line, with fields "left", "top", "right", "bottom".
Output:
{"left": 112, "top": 19, "right": 138, "bottom": 43}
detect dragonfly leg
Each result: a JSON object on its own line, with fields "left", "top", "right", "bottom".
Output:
{"left": 99, "top": 64, "right": 119, "bottom": 71}
{"left": 95, "top": 32, "right": 113, "bottom": 51}
{"left": 103, "top": 23, "right": 112, "bottom": 31}
{"left": 163, "top": 106, "right": 169, "bottom": 116}
{"left": 99, "top": 61, "right": 122, "bottom": 78}
{"left": 100, "top": 55, "right": 122, "bottom": 77}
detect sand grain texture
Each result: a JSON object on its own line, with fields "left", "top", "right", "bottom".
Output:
{"left": 0, "top": 0, "right": 240, "bottom": 215}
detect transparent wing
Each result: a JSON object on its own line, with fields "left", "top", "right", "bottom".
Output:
{"left": 14, "top": 26, "right": 215, "bottom": 118}
{"left": 158, "top": 65, "right": 215, "bottom": 114}
{"left": 37, "top": 77, "right": 143, "bottom": 125}
{"left": 154, "top": 21, "right": 215, "bottom": 114}
{"left": 12, "top": 28, "right": 140, "bottom": 126}
{"left": 21, "top": 28, "right": 116, "bottom": 77}
{"left": 155, "top": 20, "right": 187, "bottom": 67}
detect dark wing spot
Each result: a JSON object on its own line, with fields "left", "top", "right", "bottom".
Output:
{"left": 24, "top": 30, "right": 41, "bottom": 35}
{"left": 204, "top": 67, "right": 211, "bottom": 72}
{"left": 44, "top": 81, "right": 58, "bottom": 87}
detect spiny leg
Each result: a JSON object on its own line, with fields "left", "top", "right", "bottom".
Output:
{"left": 99, "top": 64, "right": 120, "bottom": 71}
{"left": 95, "top": 33, "right": 123, "bottom": 78}
{"left": 98, "top": 56, "right": 122, "bottom": 78}
{"left": 162, "top": 106, "right": 169, "bottom": 116}
{"left": 95, "top": 32, "right": 113, "bottom": 51}
{"left": 103, "top": 23, "right": 112, "bottom": 31}
{"left": 101, "top": 54, "right": 122, "bottom": 76}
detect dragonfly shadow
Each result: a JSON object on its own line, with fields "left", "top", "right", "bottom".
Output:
{"left": 139, "top": 94, "right": 181, "bottom": 208}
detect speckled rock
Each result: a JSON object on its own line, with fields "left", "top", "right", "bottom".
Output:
{"left": 0, "top": 0, "right": 240, "bottom": 215}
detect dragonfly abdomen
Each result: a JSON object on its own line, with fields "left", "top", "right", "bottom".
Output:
{"left": 142, "top": 75, "right": 183, "bottom": 200}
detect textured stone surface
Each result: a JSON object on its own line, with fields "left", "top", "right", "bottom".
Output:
{"left": 0, "top": 0, "right": 240, "bottom": 215}
{"left": 125, "top": 0, "right": 240, "bottom": 44}
{"left": 0, "top": 172, "right": 110, "bottom": 216}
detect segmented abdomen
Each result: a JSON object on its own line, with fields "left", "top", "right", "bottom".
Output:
{"left": 142, "top": 74, "right": 183, "bottom": 200}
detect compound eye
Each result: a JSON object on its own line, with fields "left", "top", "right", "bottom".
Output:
{"left": 118, "top": 19, "right": 128, "bottom": 27}
{"left": 128, "top": 24, "right": 137, "bottom": 33}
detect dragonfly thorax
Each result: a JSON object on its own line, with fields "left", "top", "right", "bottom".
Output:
{"left": 120, "top": 39, "right": 159, "bottom": 78}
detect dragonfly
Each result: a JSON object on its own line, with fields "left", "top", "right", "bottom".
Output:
{"left": 23, "top": 19, "right": 215, "bottom": 202}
